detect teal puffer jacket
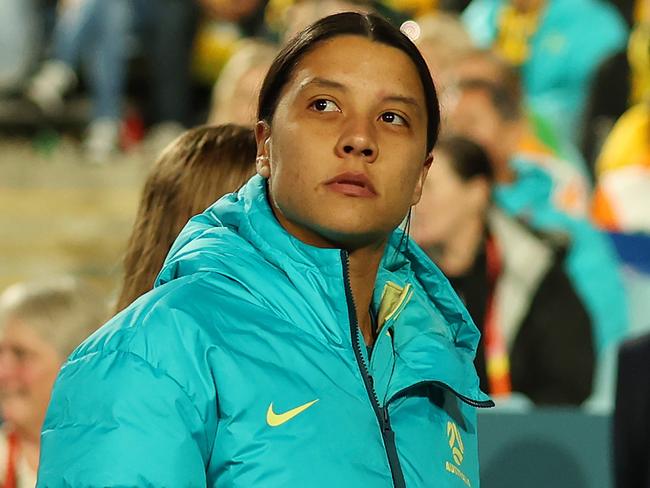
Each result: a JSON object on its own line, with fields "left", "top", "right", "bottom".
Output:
{"left": 37, "top": 176, "right": 492, "bottom": 487}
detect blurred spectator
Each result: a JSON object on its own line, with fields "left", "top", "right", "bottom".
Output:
{"left": 447, "top": 53, "right": 590, "bottom": 216}
{"left": 191, "top": 0, "right": 268, "bottom": 85}
{"left": 0, "top": 0, "right": 41, "bottom": 93}
{"left": 26, "top": 0, "right": 201, "bottom": 162}
{"left": 411, "top": 136, "right": 594, "bottom": 405}
{"left": 371, "top": 0, "right": 471, "bottom": 18}
{"left": 411, "top": 11, "right": 474, "bottom": 105}
{"left": 592, "top": 103, "right": 650, "bottom": 234}
{"left": 197, "top": 0, "right": 267, "bottom": 30}
{"left": 115, "top": 124, "right": 256, "bottom": 312}
{"left": 581, "top": 0, "right": 650, "bottom": 174}
{"left": 267, "top": 0, "right": 374, "bottom": 42}
{"left": 450, "top": 48, "right": 588, "bottom": 174}
{"left": 208, "top": 40, "right": 278, "bottom": 126}
{"left": 590, "top": 103, "right": 650, "bottom": 403}
{"left": 144, "top": 0, "right": 200, "bottom": 129}
{"left": 446, "top": 68, "right": 629, "bottom": 359}
{"left": 613, "top": 332, "right": 650, "bottom": 488}
{"left": 608, "top": 0, "right": 636, "bottom": 27}
{"left": 26, "top": 0, "right": 132, "bottom": 161}
{"left": 444, "top": 0, "right": 472, "bottom": 10}
{"left": 381, "top": 0, "right": 439, "bottom": 16}
{"left": 462, "top": 0, "right": 628, "bottom": 142}
{"left": 263, "top": 0, "right": 468, "bottom": 42}
{"left": 0, "top": 276, "right": 106, "bottom": 487}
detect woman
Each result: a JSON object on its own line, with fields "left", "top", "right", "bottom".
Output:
{"left": 115, "top": 124, "right": 257, "bottom": 312}
{"left": 411, "top": 136, "right": 595, "bottom": 405}
{"left": 0, "top": 277, "right": 106, "bottom": 488}
{"left": 37, "top": 12, "right": 492, "bottom": 487}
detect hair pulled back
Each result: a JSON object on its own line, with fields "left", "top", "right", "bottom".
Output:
{"left": 257, "top": 11, "right": 440, "bottom": 153}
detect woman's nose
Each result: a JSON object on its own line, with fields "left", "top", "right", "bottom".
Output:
{"left": 335, "top": 119, "right": 378, "bottom": 163}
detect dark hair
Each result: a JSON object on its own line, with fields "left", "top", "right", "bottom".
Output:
{"left": 115, "top": 124, "right": 257, "bottom": 312}
{"left": 257, "top": 11, "right": 440, "bottom": 153}
{"left": 436, "top": 135, "right": 495, "bottom": 182}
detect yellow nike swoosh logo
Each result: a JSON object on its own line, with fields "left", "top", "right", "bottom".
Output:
{"left": 266, "top": 399, "right": 319, "bottom": 427}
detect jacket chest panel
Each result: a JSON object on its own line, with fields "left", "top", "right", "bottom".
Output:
{"left": 206, "top": 325, "right": 394, "bottom": 487}
{"left": 388, "top": 387, "right": 479, "bottom": 488}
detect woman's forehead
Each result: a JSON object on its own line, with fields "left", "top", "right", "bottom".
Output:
{"left": 296, "top": 35, "right": 417, "bottom": 73}
{"left": 286, "top": 36, "right": 426, "bottom": 101}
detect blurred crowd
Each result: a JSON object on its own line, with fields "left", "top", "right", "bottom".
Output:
{"left": 1, "top": 0, "right": 650, "bottom": 486}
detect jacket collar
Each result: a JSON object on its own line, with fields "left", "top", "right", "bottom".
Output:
{"left": 159, "top": 175, "right": 489, "bottom": 404}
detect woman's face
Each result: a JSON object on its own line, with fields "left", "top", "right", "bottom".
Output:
{"left": 259, "top": 35, "right": 431, "bottom": 249}
{"left": 0, "top": 317, "right": 62, "bottom": 436}
{"left": 411, "top": 151, "right": 482, "bottom": 250}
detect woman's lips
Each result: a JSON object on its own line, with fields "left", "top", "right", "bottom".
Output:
{"left": 324, "top": 172, "right": 377, "bottom": 197}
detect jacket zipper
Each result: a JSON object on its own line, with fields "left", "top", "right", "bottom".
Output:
{"left": 341, "top": 250, "right": 406, "bottom": 488}
{"left": 388, "top": 380, "right": 495, "bottom": 409}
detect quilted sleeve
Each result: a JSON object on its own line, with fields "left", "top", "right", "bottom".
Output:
{"left": 36, "top": 349, "right": 210, "bottom": 488}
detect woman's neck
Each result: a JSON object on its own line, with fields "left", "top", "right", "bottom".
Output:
{"left": 436, "top": 216, "right": 485, "bottom": 278}
{"left": 269, "top": 196, "right": 388, "bottom": 344}
{"left": 346, "top": 241, "right": 386, "bottom": 346}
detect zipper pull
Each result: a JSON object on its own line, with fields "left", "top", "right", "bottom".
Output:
{"left": 382, "top": 406, "right": 392, "bottom": 433}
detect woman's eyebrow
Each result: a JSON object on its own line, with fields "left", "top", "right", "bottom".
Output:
{"left": 382, "top": 95, "right": 419, "bottom": 107}
{"left": 382, "top": 95, "right": 424, "bottom": 119}
{"left": 299, "top": 77, "right": 347, "bottom": 92}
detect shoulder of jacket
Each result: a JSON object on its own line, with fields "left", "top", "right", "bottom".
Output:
{"left": 68, "top": 272, "right": 227, "bottom": 374}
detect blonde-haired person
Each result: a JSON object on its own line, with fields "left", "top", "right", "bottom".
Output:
{"left": 412, "top": 11, "right": 473, "bottom": 90}
{"left": 0, "top": 276, "right": 106, "bottom": 488}
{"left": 410, "top": 10, "right": 474, "bottom": 127}
{"left": 208, "top": 40, "right": 278, "bottom": 126}
{"left": 115, "top": 124, "right": 257, "bottom": 312}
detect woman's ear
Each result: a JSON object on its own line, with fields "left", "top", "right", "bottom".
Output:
{"left": 255, "top": 121, "right": 272, "bottom": 179}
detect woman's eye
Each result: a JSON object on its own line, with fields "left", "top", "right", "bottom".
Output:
{"left": 310, "top": 99, "right": 340, "bottom": 112}
{"left": 380, "top": 112, "right": 407, "bottom": 126}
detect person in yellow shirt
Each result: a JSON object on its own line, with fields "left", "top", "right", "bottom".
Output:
{"left": 592, "top": 103, "right": 650, "bottom": 233}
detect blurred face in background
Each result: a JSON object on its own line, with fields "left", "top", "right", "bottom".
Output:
{"left": 0, "top": 317, "right": 62, "bottom": 437}
{"left": 413, "top": 13, "right": 474, "bottom": 93}
{"left": 226, "top": 64, "right": 270, "bottom": 126}
{"left": 450, "top": 55, "right": 505, "bottom": 89}
{"left": 209, "top": 41, "right": 277, "bottom": 127}
{"left": 447, "top": 87, "right": 519, "bottom": 173}
{"left": 411, "top": 150, "right": 486, "bottom": 250}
